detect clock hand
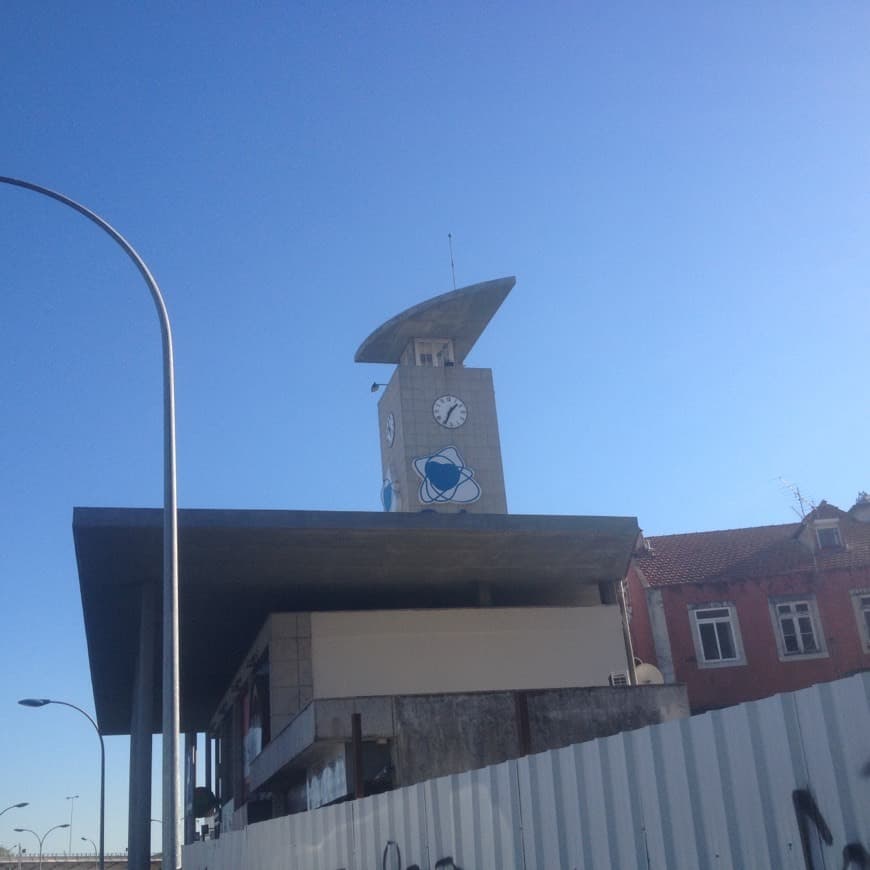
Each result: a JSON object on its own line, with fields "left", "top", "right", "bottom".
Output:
{"left": 444, "top": 403, "right": 458, "bottom": 423}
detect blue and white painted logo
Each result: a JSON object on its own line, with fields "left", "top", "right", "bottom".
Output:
{"left": 381, "top": 468, "right": 401, "bottom": 512}
{"left": 413, "top": 446, "right": 481, "bottom": 505}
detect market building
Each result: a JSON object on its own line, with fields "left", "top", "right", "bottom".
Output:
{"left": 74, "top": 277, "right": 687, "bottom": 868}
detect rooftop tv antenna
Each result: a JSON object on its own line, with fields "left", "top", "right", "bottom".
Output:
{"left": 447, "top": 232, "right": 456, "bottom": 290}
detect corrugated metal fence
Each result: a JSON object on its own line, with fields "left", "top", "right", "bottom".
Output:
{"left": 184, "top": 673, "right": 870, "bottom": 869}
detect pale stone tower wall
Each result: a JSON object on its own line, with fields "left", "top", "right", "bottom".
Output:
{"left": 378, "top": 365, "right": 507, "bottom": 514}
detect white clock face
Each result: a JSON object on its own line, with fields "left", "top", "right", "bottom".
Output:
{"left": 385, "top": 412, "right": 395, "bottom": 446}
{"left": 432, "top": 395, "right": 467, "bottom": 429}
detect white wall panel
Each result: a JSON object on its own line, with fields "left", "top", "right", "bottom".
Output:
{"left": 311, "top": 606, "right": 625, "bottom": 699}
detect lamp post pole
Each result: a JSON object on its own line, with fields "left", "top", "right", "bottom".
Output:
{"left": 82, "top": 836, "right": 98, "bottom": 870}
{"left": 14, "top": 824, "right": 69, "bottom": 870}
{"left": 18, "top": 700, "right": 104, "bottom": 870}
{"left": 0, "top": 803, "right": 28, "bottom": 818}
{"left": 65, "top": 794, "right": 79, "bottom": 855}
{"left": 1, "top": 175, "right": 181, "bottom": 870}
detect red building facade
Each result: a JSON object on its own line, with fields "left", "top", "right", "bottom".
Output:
{"left": 627, "top": 497, "right": 870, "bottom": 712}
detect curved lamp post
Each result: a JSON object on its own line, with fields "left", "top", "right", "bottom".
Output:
{"left": 14, "top": 824, "right": 69, "bottom": 870}
{"left": 0, "top": 802, "right": 28, "bottom": 818}
{"left": 19, "top": 700, "right": 104, "bottom": 870}
{"left": 82, "top": 836, "right": 98, "bottom": 870}
{"left": 1, "top": 175, "right": 181, "bottom": 870}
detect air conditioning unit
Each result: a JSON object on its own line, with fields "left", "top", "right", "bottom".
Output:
{"left": 609, "top": 671, "right": 630, "bottom": 687}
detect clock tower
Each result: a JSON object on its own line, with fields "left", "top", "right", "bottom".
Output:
{"left": 355, "top": 276, "right": 514, "bottom": 514}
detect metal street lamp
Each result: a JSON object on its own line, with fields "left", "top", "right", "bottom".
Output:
{"left": 65, "top": 795, "right": 79, "bottom": 855}
{"left": 1, "top": 175, "right": 181, "bottom": 870}
{"left": 0, "top": 802, "right": 28, "bottom": 818}
{"left": 19, "top": 699, "right": 104, "bottom": 870}
{"left": 81, "top": 836, "right": 98, "bottom": 870}
{"left": 14, "top": 824, "right": 69, "bottom": 870}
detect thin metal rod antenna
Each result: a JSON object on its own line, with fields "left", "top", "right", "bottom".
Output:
{"left": 0, "top": 176, "right": 182, "bottom": 870}
{"left": 447, "top": 232, "right": 456, "bottom": 290}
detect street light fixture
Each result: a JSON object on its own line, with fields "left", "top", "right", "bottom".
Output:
{"left": 1, "top": 175, "right": 181, "bottom": 870}
{"left": 14, "top": 824, "right": 70, "bottom": 870}
{"left": 82, "top": 836, "right": 98, "bottom": 870}
{"left": 19, "top": 699, "right": 104, "bottom": 870}
{"left": 0, "top": 802, "right": 28, "bottom": 817}
{"left": 65, "top": 795, "right": 80, "bottom": 855}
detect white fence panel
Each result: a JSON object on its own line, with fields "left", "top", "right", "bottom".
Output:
{"left": 183, "top": 673, "right": 870, "bottom": 870}
{"left": 247, "top": 817, "right": 283, "bottom": 870}
{"left": 190, "top": 827, "right": 244, "bottom": 870}
{"left": 279, "top": 802, "right": 354, "bottom": 870}
{"left": 792, "top": 677, "right": 870, "bottom": 869}
{"left": 423, "top": 761, "right": 522, "bottom": 870}
{"left": 353, "top": 783, "right": 428, "bottom": 870}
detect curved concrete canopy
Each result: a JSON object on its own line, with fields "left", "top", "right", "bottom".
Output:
{"left": 354, "top": 276, "right": 516, "bottom": 364}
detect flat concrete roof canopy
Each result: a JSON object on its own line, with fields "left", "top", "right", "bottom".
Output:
{"left": 73, "top": 507, "right": 638, "bottom": 735}
{"left": 354, "top": 276, "right": 515, "bottom": 364}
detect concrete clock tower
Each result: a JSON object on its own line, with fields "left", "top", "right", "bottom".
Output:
{"left": 355, "top": 276, "right": 514, "bottom": 514}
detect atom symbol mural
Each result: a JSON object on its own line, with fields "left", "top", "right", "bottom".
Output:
{"left": 381, "top": 474, "right": 401, "bottom": 512}
{"left": 382, "top": 479, "right": 396, "bottom": 512}
{"left": 413, "top": 446, "right": 481, "bottom": 505}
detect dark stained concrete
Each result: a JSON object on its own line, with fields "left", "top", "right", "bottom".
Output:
{"left": 392, "top": 685, "right": 689, "bottom": 786}
{"left": 248, "top": 685, "right": 689, "bottom": 799}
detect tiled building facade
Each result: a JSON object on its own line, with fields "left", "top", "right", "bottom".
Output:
{"left": 627, "top": 496, "right": 870, "bottom": 712}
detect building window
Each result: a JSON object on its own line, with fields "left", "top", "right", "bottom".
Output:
{"left": 414, "top": 338, "right": 455, "bottom": 367}
{"left": 770, "top": 597, "right": 827, "bottom": 660}
{"left": 690, "top": 604, "right": 745, "bottom": 668}
{"left": 851, "top": 590, "right": 870, "bottom": 652}
{"left": 814, "top": 520, "right": 842, "bottom": 550}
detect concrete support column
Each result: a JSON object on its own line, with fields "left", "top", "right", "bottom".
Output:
{"left": 128, "top": 584, "right": 156, "bottom": 870}
{"left": 205, "top": 733, "right": 212, "bottom": 796}
{"left": 215, "top": 734, "right": 222, "bottom": 806}
{"left": 184, "top": 732, "right": 197, "bottom": 844}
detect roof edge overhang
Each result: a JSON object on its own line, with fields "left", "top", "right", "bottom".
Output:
{"left": 74, "top": 506, "right": 640, "bottom": 735}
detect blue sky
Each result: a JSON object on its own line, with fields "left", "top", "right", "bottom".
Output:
{"left": 1, "top": 1, "right": 869, "bottom": 855}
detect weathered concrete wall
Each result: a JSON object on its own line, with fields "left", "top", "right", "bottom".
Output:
{"left": 380, "top": 365, "right": 508, "bottom": 514}
{"left": 311, "top": 606, "right": 628, "bottom": 699}
{"left": 393, "top": 692, "right": 520, "bottom": 785}
{"left": 249, "top": 684, "right": 687, "bottom": 798}
{"left": 526, "top": 684, "right": 689, "bottom": 753}
{"left": 392, "top": 684, "right": 688, "bottom": 786}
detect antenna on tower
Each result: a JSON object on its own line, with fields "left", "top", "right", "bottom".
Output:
{"left": 447, "top": 232, "right": 456, "bottom": 290}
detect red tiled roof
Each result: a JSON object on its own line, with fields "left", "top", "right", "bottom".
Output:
{"left": 635, "top": 502, "right": 870, "bottom": 587}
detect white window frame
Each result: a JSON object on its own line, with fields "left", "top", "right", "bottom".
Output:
{"left": 689, "top": 603, "right": 746, "bottom": 669}
{"left": 850, "top": 589, "right": 870, "bottom": 653}
{"left": 814, "top": 518, "right": 842, "bottom": 550}
{"left": 769, "top": 596, "right": 828, "bottom": 661}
